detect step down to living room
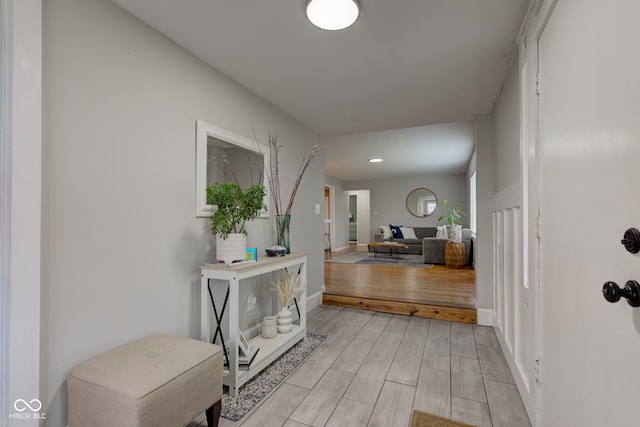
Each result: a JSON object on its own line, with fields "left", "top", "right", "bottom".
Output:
{"left": 322, "top": 294, "right": 477, "bottom": 324}
{"left": 323, "top": 259, "right": 477, "bottom": 324}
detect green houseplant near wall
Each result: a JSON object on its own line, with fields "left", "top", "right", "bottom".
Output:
{"left": 437, "top": 199, "right": 466, "bottom": 243}
{"left": 206, "top": 182, "right": 266, "bottom": 263}
{"left": 437, "top": 199, "right": 467, "bottom": 268}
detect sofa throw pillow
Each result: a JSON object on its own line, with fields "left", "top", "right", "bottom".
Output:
{"left": 379, "top": 225, "right": 392, "bottom": 240}
{"left": 462, "top": 228, "right": 473, "bottom": 240}
{"left": 400, "top": 227, "right": 417, "bottom": 240}
{"left": 390, "top": 224, "right": 404, "bottom": 239}
{"left": 436, "top": 226, "right": 448, "bottom": 239}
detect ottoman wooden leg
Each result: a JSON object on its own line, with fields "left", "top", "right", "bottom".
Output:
{"left": 206, "top": 399, "right": 222, "bottom": 427}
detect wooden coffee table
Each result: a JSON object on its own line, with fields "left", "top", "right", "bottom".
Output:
{"left": 368, "top": 242, "right": 409, "bottom": 259}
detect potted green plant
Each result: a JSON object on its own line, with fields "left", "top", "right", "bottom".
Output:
{"left": 437, "top": 199, "right": 467, "bottom": 243}
{"left": 437, "top": 199, "right": 468, "bottom": 269}
{"left": 206, "top": 182, "right": 266, "bottom": 263}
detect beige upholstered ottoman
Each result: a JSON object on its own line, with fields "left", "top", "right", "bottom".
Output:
{"left": 68, "top": 334, "right": 223, "bottom": 427}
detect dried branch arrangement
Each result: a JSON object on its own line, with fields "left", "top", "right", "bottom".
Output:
{"left": 253, "top": 129, "right": 324, "bottom": 216}
{"left": 272, "top": 270, "right": 305, "bottom": 308}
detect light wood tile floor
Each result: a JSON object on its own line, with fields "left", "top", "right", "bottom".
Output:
{"left": 194, "top": 305, "right": 531, "bottom": 427}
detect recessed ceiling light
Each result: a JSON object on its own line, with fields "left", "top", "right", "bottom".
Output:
{"left": 369, "top": 158, "right": 383, "bottom": 163}
{"left": 306, "top": 0, "right": 360, "bottom": 31}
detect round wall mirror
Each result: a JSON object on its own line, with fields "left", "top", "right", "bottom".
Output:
{"left": 406, "top": 188, "right": 437, "bottom": 218}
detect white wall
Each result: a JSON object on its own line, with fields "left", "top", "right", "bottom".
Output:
{"left": 41, "top": 0, "right": 323, "bottom": 425}
{"left": 325, "top": 175, "right": 349, "bottom": 251}
{"left": 475, "top": 114, "right": 496, "bottom": 313}
{"left": 3, "top": 1, "right": 42, "bottom": 425}
{"left": 345, "top": 174, "right": 467, "bottom": 242}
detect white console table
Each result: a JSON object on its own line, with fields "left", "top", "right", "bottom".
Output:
{"left": 200, "top": 253, "right": 307, "bottom": 397}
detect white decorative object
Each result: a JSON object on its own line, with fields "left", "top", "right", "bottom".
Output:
{"left": 237, "top": 329, "right": 252, "bottom": 356}
{"left": 447, "top": 224, "right": 462, "bottom": 243}
{"left": 379, "top": 225, "right": 391, "bottom": 240}
{"left": 277, "top": 307, "right": 293, "bottom": 334}
{"left": 216, "top": 233, "right": 247, "bottom": 264}
{"left": 273, "top": 270, "right": 305, "bottom": 309}
{"left": 436, "top": 226, "right": 448, "bottom": 239}
{"left": 261, "top": 317, "right": 277, "bottom": 339}
{"left": 400, "top": 227, "right": 417, "bottom": 240}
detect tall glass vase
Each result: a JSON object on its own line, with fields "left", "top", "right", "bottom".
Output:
{"left": 275, "top": 214, "right": 291, "bottom": 254}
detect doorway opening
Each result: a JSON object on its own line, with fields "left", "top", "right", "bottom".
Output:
{"left": 323, "top": 185, "right": 335, "bottom": 258}
{"left": 348, "top": 194, "right": 357, "bottom": 245}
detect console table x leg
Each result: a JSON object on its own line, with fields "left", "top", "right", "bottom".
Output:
{"left": 207, "top": 279, "right": 230, "bottom": 368}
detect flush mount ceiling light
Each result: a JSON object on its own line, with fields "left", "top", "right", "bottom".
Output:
{"left": 369, "top": 158, "right": 383, "bottom": 163}
{"left": 306, "top": 0, "right": 360, "bottom": 31}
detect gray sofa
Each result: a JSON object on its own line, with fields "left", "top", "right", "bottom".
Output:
{"left": 422, "top": 229, "right": 474, "bottom": 265}
{"left": 373, "top": 227, "right": 437, "bottom": 255}
{"left": 372, "top": 226, "right": 473, "bottom": 265}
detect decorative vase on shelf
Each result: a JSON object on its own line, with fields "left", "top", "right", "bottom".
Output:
{"left": 277, "top": 307, "right": 293, "bottom": 334}
{"left": 261, "top": 316, "right": 277, "bottom": 339}
{"left": 275, "top": 214, "right": 291, "bottom": 254}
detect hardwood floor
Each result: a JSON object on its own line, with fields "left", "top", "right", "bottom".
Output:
{"left": 323, "top": 249, "right": 476, "bottom": 323}
{"left": 193, "top": 306, "right": 531, "bottom": 427}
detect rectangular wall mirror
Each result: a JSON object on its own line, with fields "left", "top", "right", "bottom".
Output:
{"left": 195, "top": 120, "right": 270, "bottom": 218}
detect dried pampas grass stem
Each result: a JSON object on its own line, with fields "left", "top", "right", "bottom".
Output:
{"left": 272, "top": 270, "right": 305, "bottom": 308}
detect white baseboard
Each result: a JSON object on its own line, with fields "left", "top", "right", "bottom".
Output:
{"left": 476, "top": 308, "right": 493, "bottom": 326}
{"left": 307, "top": 291, "right": 322, "bottom": 312}
{"left": 334, "top": 245, "right": 350, "bottom": 252}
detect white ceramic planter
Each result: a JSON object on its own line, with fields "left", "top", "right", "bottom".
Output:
{"left": 216, "top": 233, "right": 247, "bottom": 264}
{"left": 447, "top": 224, "right": 462, "bottom": 243}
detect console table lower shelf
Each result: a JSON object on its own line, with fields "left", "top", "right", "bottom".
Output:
{"left": 223, "top": 325, "right": 305, "bottom": 390}
{"left": 200, "top": 253, "right": 308, "bottom": 398}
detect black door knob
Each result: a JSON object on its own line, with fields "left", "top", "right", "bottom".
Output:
{"left": 602, "top": 280, "right": 640, "bottom": 307}
{"left": 621, "top": 228, "right": 640, "bottom": 254}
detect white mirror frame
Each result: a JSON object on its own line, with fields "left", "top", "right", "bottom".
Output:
{"left": 195, "top": 120, "right": 270, "bottom": 218}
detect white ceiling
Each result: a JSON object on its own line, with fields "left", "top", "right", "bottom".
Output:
{"left": 111, "top": 0, "right": 530, "bottom": 180}
{"left": 324, "top": 121, "right": 476, "bottom": 181}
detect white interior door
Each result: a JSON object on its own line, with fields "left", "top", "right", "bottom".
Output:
{"left": 537, "top": 0, "right": 640, "bottom": 425}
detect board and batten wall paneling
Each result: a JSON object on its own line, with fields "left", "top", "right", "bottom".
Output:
{"left": 492, "top": 183, "right": 536, "bottom": 424}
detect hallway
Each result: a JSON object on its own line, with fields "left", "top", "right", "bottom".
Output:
{"left": 204, "top": 305, "right": 530, "bottom": 427}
